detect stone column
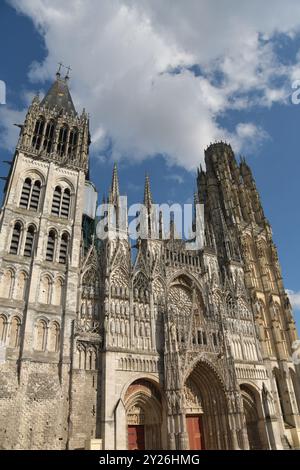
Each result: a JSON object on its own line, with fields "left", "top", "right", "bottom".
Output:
{"left": 178, "top": 412, "right": 189, "bottom": 450}
{"left": 167, "top": 415, "right": 176, "bottom": 449}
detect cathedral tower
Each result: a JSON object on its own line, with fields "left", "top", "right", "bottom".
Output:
{"left": 198, "top": 142, "right": 300, "bottom": 448}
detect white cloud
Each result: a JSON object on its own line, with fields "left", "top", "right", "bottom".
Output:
{"left": 286, "top": 290, "right": 300, "bottom": 311}
{"left": 230, "top": 123, "right": 269, "bottom": 154}
{"left": 4, "top": 0, "right": 300, "bottom": 168}
{"left": 164, "top": 174, "right": 184, "bottom": 185}
{"left": 94, "top": 154, "right": 107, "bottom": 165}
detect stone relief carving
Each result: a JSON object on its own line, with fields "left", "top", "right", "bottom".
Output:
{"left": 127, "top": 405, "right": 145, "bottom": 425}
{"left": 184, "top": 378, "right": 203, "bottom": 412}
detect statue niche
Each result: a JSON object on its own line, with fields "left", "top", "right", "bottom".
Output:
{"left": 79, "top": 266, "right": 100, "bottom": 334}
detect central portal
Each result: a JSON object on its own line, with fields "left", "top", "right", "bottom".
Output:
{"left": 184, "top": 362, "right": 231, "bottom": 449}
{"left": 128, "top": 425, "right": 145, "bottom": 450}
{"left": 186, "top": 415, "right": 205, "bottom": 450}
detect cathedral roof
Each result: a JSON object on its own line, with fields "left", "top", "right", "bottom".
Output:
{"left": 40, "top": 71, "right": 76, "bottom": 115}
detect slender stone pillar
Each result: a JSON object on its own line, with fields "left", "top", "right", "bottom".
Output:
{"left": 167, "top": 415, "right": 176, "bottom": 449}
{"left": 178, "top": 412, "right": 189, "bottom": 450}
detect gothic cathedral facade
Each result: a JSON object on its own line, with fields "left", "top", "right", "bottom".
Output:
{"left": 0, "top": 72, "right": 299, "bottom": 450}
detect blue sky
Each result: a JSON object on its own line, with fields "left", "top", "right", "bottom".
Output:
{"left": 0, "top": 0, "right": 299, "bottom": 327}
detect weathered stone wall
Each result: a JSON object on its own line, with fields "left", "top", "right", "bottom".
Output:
{"left": 68, "top": 369, "right": 100, "bottom": 449}
{"left": 0, "top": 361, "right": 70, "bottom": 449}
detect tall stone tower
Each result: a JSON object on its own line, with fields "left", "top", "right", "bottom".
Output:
{"left": 198, "top": 142, "right": 300, "bottom": 447}
{"left": 0, "top": 69, "right": 90, "bottom": 449}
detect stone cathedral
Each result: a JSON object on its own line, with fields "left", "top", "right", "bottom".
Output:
{"left": 0, "top": 70, "right": 299, "bottom": 451}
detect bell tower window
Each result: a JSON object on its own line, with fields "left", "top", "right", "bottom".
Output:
{"left": 32, "top": 117, "right": 45, "bottom": 150}
{"left": 51, "top": 186, "right": 62, "bottom": 216}
{"left": 68, "top": 128, "right": 78, "bottom": 160}
{"left": 59, "top": 232, "right": 69, "bottom": 264}
{"left": 24, "top": 225, "right": 35, "bottom": 257}
{"left": 10, "top": 222, "right": 22, "bottom": 255}
{"left": 57, "top": 125, "right": 69, "bottom": 157}
{"left": 43, "top": 120, "right": 55, "bottom": 153}
{"left": 51, "top": 186, "right": 71, "bottom": 218}
{"left": 29, "top": 180, "right": 41, "bottom": 211}
{"left": 19, "top": 178, "right": 41, "bottom": 211}
{"left": 46, "top": 230, "right": 56, "bottom": 262}
{"left": 61, "top": 189, "right": 70, "bottom": 218}
{"left": 19, "top": 178, "right": 31, "bottom": 209}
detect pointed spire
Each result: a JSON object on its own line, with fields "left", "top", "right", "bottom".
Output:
{"left": 143, "top": 173, "right": 153, "bottom": 210}
{"left": 159, "top": 210, "right": 163, "bottom": 240}
{"left": 108, "top": 163, "right": 120, "bottom": 206}
{"left": 40, "top": 67, "right": 76, "bottom": 115}
{"left": 142, "top": 173, "right": 155, "bottom": 239}
{"left": 192, "top": 190, "right": 200, "bottom": 232}
{"left": 170, "top": 216, "right": 175, "bottom": 241}
{"left": 111, "top": 163, "right": 119, "bottom": 197}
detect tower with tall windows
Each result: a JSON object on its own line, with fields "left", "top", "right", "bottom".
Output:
{"left": 0, "top": 69, "right": 91, "bottom": 449}
{"left": 197, "top": 143, "right": 300, "bottom": 448}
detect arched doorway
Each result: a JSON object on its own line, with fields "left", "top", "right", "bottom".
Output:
{"left": 184, "top": 361, "right": 231, "bottom": 450}
{"left": 125, "top": 379, "right": 162, "bottom": 450}
{"left": 240, "top": 384, "right": 263, "bottom": 449}
{"left": 184, "top": 377, "right": 205, "bottom": 450}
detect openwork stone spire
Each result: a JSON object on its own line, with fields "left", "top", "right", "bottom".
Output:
{"left": 109, "top": 163, "right": 120, "bottom": 204}
{"left": 143, "top": 173, "right": 153, "bottom": 211}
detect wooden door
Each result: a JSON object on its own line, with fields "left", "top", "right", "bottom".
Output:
{"left": 186, "top": 415, "right": 205, "bottom": 450}
{"left": 128, "top": 425, "right": 145, "bottom": 450}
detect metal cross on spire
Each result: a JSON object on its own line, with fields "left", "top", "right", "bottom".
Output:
{"left": 56, "top": 62, "right": 72, "bottom": 80}
{"left": 56, "top": 62, "right": 63, "bottom": 76}
{"left": 65, "top": 65, "right": 72, "bottom": 79}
